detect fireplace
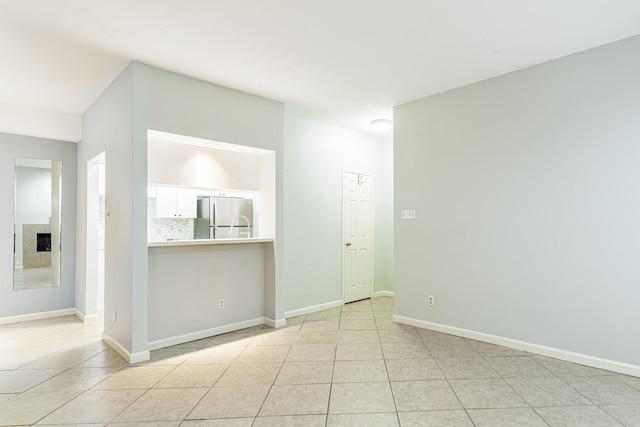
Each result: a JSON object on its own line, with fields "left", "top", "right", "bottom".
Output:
{"left": 36, "top": 233, "right": 52, "bottom": 252}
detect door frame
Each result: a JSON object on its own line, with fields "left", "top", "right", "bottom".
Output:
{"left": 342, "top": 169, "right": 374, "bottom": 303}
{"left": 86, "top": 151, "right": 106, "bottom": 326}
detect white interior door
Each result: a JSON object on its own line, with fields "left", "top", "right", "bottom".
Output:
{"left": 343, "top": 171, "right": 373, "bottom": 303}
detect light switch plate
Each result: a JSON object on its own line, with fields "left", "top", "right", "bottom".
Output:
{"left": 401, "top": 209, "right": 416, "bottom": 220}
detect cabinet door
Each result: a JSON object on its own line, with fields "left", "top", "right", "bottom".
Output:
{"left": 176, "top": 188, "right": 197, "bottom": 218}
{"left": 155, "top": 187, "right": 178, "bottom": 218}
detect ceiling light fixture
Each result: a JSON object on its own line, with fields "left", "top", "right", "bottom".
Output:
{"left": 370, "top": 119, "right": 393, "bottom": 134}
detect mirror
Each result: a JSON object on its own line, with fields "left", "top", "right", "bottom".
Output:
{"left": 13, "top": 158, "right": 62, "bottom": 290}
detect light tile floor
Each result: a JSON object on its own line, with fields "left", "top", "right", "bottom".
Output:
{"left": 1, "top": 297, "right": 640, "bottom": 426}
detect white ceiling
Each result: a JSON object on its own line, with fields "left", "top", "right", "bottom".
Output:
{"left": 1, "top": 0, "right": 640, "bottom": 141}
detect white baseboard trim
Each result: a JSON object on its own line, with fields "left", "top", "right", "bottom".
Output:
{"left": 0, "top": 308, "right": 77, "bottom": 325}
{"left": 129, "top": 349, "right": 151, "bottom": 364}
{"left": 374, "top": 290, "right": 394, "bottom": 298}
{"left": 74, "top": 309, "right": 86, "bottom": 322}
{"left": 264, "top": 317, "right": 287, "bottom": 328}
{"left": 285, "top": 300, "right": 344, "bottom": 319}
{"left": 73, "top": 309, "right": 98, "bottom": 324}
{"left": 102, "top": 332, "right": 150, "bottom": 364}
{"left": 393, "top": 315, "right": 640, "bottom": 378}
{"left": 147, "top": 317, "right": 267, "bottom": 351}
{"left": 82, "top": 314, "right": 98, "bottom": 324}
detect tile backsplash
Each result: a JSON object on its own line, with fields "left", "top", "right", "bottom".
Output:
{"left": 147, "top": 199, "right": 194, "bottom": 241}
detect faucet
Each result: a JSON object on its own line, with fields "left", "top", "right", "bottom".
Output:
{"left": 228, "top": 215, "right": 252, "bottom": 237}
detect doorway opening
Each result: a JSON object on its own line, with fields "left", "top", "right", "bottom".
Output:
{"left": 86, "top": 152, "right": 106, "bottom": 329}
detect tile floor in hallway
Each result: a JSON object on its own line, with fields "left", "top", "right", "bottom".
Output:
{"left": 1, "top": 296, "right": 640, "bottom": 426}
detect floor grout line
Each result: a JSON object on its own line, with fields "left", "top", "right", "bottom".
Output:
{"left": 0, "top": 298, "right": 639, "bottom": 426}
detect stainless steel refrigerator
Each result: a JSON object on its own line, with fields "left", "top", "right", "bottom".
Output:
{"left": 194, "top": 197, "right": 253, "bottom": 239}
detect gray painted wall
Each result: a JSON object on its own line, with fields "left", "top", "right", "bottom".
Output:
{"left": 133, "top": 62, "right": 285, "bottom": 353}
{"left": 0, "top": 133, "right": 76, "bottom": 318}
{"left": 283, "top": 110, "right": 394, "bottom": 311}
{"left": 78, "top": 64, "right": 135, "bottom": 353}
{"left": 394, "top": 35, "right": 640, "bottom": 367}
{"left": 148, "top": 243, "right": 267, "bottom": 343}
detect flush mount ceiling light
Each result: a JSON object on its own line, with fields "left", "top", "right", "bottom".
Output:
{"left": 370, "top": 119, "right": 393, "bottom": 134}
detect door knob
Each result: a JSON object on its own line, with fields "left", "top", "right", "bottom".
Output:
{"left": 345, "top": 242, "right": 352, "bottom": 246}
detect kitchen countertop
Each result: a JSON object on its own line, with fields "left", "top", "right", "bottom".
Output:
{"left": 148, "top": 238, "right": 274, "bottom": 248}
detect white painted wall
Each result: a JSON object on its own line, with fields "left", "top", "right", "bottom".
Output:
{"left": 14, "top": 166, "right": 51, "bottom": 267}
{"left": 0, "top": 132, "right": 76, "bottom": 318}
{"left": 148, "top": 140, "right": 260, "bottom": 191}
{"left": 258, "top": 152, "right": 277, "bottom": 239}
{"left": 394, "top": 35, "right": 640, "bottom": 369}
{"left": 283, "top": 110, "right": 394, "bottom": 312}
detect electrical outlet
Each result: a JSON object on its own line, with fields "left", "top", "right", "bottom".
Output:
{"left": 427, "top": 295, "right": 434, "bottom": 306}
{"left": 401, "top": 209, "right": 416, "bottom": 220}
{"left": 112, "top": 309, "right": 117, "bottom": 321}
{"left": 161, "top": 227, "right": 168, "bottom": 236}
{"left": 218, "top": 299, "right": 225, "bottom": 310}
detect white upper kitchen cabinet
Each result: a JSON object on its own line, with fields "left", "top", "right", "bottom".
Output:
{"left": 155, "top": 187, "right": 197, "bottom": 218}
